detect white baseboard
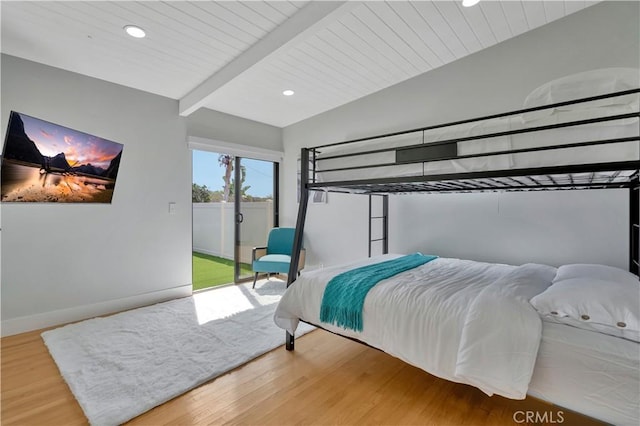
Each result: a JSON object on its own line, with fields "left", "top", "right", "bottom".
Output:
{"left": 1, "top": 284, "right": 193, "bottom": 337}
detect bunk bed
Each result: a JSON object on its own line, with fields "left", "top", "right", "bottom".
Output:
{"left": 274, "top": 81, "right": 640, "bottom": 425}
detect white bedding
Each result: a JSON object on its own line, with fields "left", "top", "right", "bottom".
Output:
{"left": 529, "top": 321, "right": 640, "bottom": 426}
{"left": 315, "top": 103, "right": 639, "bottom": 183}
{"left": 274, "top": 254, "right": 556, "bottom": 399}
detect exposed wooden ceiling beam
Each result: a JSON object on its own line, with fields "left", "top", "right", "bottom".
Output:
{"left": 179, "top": 1, "right": 355, "bottom": 117}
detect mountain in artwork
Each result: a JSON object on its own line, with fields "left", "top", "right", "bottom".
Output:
{"left": 2, "top": 113, "right": 44, "bottom": 165}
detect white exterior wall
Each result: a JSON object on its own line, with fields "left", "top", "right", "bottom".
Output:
{"left": 193, "top": 201, "right": 274, "bottom": 263}
{"left": 193, "top": 203, "right": 235, "bottom": 259}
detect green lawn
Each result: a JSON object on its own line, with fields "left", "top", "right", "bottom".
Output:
{"left": 192, "top": 252, "right": 253, "bottom": 291}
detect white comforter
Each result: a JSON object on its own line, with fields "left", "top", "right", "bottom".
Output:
{"left": 274, "top": 255, "right": 557, "bottom": 399}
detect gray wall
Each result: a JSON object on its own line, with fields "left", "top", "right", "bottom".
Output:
{"left": 282, "top": 1, "right": 639, "bottom": 270}
{"left": 0, "top": 55, "right": 191, "bottom": 335}
{"left": 0, "top": 55, "right": 282, "bottom": 335}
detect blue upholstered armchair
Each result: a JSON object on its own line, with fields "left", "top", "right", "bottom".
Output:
{"left": 252, "top": 227, "right": 305, "bottom": 288}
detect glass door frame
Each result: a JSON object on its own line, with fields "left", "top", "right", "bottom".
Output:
{"left": 233, "top": 156, "right": 279, "bottom": 283}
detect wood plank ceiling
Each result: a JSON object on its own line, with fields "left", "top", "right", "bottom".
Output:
{"left": 1, "top": 1, "right": 599, "bottom": 127}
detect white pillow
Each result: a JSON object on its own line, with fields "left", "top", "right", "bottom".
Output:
{"left": 531, "top": 267, "right": 639, "bottom": 342}
{"left": 522, "top": 68, "right": 639, "bottom": 122}
{"left": 553, "top": 263, "right": 638, "bottom": 286}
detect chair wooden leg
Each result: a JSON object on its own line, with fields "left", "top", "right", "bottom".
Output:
{"left": 252, "top": 273, "right": 259, "bottom": 289}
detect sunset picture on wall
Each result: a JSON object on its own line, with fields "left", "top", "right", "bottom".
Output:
{"left": 1, "top": 111, "right": 123, "bottom": 203}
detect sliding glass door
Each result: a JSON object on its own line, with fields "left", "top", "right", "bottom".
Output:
{"left": 192, "top": 150, "right": 278, "bottom": 289}
{"left": 234, "top": 157, "right": 278, "bottom": 282}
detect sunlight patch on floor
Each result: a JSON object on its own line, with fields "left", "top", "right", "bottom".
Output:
{"left": 193, "top": 278, "right": 286, "bottom": 325}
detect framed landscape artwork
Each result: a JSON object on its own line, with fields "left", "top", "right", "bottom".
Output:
{"left": 1, "top": 111, "right": 123, "bottom": 203}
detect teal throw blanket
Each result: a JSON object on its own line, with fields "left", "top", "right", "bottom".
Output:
{"left": 320, "top": 253, "right": 438, "bottom": 332}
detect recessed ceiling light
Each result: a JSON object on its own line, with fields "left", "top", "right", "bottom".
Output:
{"left": 462, "top": 0, "right": 480, "bottom": 7}
{"left": 124, "top": 25, "right": 146, "bottom": 38}
{"left": 282, "top": 90, "right": 295, "bottom": 96}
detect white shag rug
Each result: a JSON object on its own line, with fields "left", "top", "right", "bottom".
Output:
{"left": 41, "top": 280, "right": 314, "bottom": 426}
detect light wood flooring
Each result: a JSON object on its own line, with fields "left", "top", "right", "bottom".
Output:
{"left": 2, "top": 327, "right": 603, "bottom": 425}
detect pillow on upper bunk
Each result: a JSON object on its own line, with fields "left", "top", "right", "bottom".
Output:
{"left": 522, "top": 68, "right": 639, "bottom": 122}
{"left": 530, "top": 264, "right": 639, "bottom": 342}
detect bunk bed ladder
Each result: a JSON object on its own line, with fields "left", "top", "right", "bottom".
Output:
{"left": 368, "top": 194, "right": 389, "bottom": 257}
{"left": 631, "top": 174, "right": 639, "bottom": 276}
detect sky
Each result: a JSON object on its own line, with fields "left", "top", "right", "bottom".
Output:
{"left": 192, "top": 150, "right": 274, "bottom": 198}
{"left": 19, "top": 112, "right": 123, "bottom": 169}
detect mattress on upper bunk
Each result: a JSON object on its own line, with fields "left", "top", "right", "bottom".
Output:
{"left": 313, "top": 84, "right": 639, "bottom": 185}
{"left": 529, "top": 321, "right": 640, "bottom": 426}
{"left": 315, "top": 103, "right": 639, "bottom": 184}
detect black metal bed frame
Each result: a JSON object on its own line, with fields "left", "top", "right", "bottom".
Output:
{"left": 285, "top": 89, "right": 640, "bottom": 351}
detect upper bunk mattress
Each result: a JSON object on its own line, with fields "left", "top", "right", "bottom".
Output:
{"left": 314, "top": 101, "right": 639, "bottom": 185}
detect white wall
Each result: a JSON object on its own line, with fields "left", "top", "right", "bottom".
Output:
{"left": 282, "top": 1, "right": 639, "bottom": 270}
{"left": 1, "top": 2, "right": 637, "bottom": 335}
{"left": 186, "top": 108, "right": 282, "bottom": 153}
{"left": 389, "top": 190, "right": 629, "bottom": 268}
{"left": 0, "top": 55, "right": 194, "bottom": 335}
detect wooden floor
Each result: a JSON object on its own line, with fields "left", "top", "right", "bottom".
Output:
{"left": 2, "top": 327, "right": 603, "bottom": 426}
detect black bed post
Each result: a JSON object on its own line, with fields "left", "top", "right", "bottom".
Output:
{"left": 631, "top": 174, "right": 639, "bottom": 276}
{"left": 286, "top": 148, "right": 311, "bottom": 351}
